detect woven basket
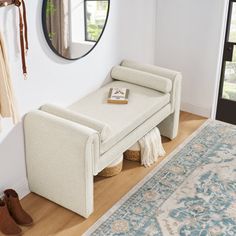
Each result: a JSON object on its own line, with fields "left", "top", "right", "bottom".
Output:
{"left": 124, "top": 142, "right": 141, "bottom": 162}
{"left": 124, "top": 150, "right": 141, "bottom": 162}
{"left": 98, "top": 156, "right": 123, "bottom": 177}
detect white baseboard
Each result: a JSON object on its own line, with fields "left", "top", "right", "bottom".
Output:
{"left": 181, "top": 102, "right": 211, "bottom": 118}
{"left": 0, "top": 180, "right": 30, "bottom": 200}
{"left": 16, "top": 182, "right": 31, "bottom": 200}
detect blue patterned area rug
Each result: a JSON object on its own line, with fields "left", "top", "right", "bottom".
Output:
{"left": 84, "top": 120, "right": 236, "bottom": 236}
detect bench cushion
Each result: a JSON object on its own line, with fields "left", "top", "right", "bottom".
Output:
{"left": 68, "top": 81, "right": 170, "bottom": 154}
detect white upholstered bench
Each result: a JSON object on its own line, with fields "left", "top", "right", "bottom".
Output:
{"left": 24, "top": 60, "right": 182, "bottom": 218}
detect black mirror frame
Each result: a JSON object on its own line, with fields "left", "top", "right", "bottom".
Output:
{"left": 42, "top": 0, "right": 110, "bottom": 60}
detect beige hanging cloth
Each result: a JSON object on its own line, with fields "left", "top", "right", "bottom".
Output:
{"left": 0, "top": 32, "right": 20, "bottom": 131}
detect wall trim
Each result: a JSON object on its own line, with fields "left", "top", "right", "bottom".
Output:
{"left": 181, "top": 102, "right": 211, "bottom": 118}
{"left": 211, "top": 0, "right": 230, "bottom": 119}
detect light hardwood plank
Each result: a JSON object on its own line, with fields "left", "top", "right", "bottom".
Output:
{"left": 2, "top": 112, "right": 206, "bottom": 236}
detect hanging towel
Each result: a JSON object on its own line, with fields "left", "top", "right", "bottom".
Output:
{"left": 138, "top": 127, "right": 166, "bottom": 167}
{"left": 0, "top": 32, "right": 20, "bottom": 131}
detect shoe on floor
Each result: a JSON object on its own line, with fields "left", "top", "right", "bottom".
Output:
{"left": 4, "top": 189, "right": 33, "bottom": 226}
{"left": 0, "top": 199, "right": 22, "bottom": 236}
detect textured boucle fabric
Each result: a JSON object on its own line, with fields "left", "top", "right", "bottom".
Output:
{"left": 111, "top": 66, "right": 172, "bottom": 93}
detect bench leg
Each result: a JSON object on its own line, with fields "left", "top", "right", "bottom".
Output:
{"left": 158, "top": 110, "right": 180, "bottom": 140}
{"left": 24, "top": 111, "right": 98, "bottom": 218}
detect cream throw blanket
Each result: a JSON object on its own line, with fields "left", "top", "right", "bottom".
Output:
{"left": 139, "top": 127, "right": 166, "bottom": 167}
{"left": 0, "top": 32, "right": 19, "bottom": 131}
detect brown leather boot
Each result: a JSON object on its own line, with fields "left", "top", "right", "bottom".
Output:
{"left": 4, "top": 189, "right": 33, "bottom": 226}
{"left": 0, "top": 199, "right": 22, "bottom": 236}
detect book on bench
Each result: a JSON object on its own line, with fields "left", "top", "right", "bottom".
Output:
{"left": 107, "top": 88, "right": 129, "bottom": 104}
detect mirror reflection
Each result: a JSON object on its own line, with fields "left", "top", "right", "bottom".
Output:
{"left": 42, "top": 0, "right": 109, "bottom": 60}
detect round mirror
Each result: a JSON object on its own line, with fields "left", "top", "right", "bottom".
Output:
{"left": 42, "top": 0, "right": 110, "bottom": 60}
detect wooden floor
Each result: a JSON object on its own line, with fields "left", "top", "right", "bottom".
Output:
{"left": 7, "top": 112, "right": 206, "bottom": 236}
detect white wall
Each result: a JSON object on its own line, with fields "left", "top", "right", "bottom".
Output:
{"left": 120, "top": 0, "right": 157, "bottom": 63}
{"left": 0, "top": 0, "right": 156, "bottom": 198}
{"left": 155, "top": 0, "right": 228, "bottom": 117}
